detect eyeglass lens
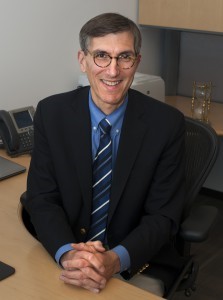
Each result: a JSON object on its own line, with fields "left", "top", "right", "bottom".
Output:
{"left": 93, "top": 53, "right": 136, "bottom": 69}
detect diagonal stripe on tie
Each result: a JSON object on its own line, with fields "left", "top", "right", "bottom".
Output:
{"left": 93, "top": 170, "right": 112, "bottom": 188}
{"left": 87, "top": 118, "right": 112, "bottom": 242}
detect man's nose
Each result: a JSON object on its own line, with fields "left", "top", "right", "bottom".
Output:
{"left": 106, "top": 58, "right": 120, "bottom": 77}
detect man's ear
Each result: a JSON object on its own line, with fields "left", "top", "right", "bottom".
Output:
{"left": 136, "top": 54, "right": 141, "bottom": 66}
{"left": 134, "top": 54, "right": 141, "bottom": 71}
{"left": 78, "top": 50, "right": 86, "bottom": 72}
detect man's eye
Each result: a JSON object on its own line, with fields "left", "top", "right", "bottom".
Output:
{"left": 119, "top": 54, "right": 132, "bottom": 60}
{"left": 95, "top": 53, "right": 109, "bottom": 59}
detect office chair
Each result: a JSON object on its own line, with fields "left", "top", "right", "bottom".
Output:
{"left": 147, "top": 116, "right": 219, "bottom": 299}
{"left": 20, "top": 117, "right": 219, "bottom": 298}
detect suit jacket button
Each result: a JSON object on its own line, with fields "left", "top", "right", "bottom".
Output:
{"left": 80, "top": 228, "right": 86, "bottom": 235}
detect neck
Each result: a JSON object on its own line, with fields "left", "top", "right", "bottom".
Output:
{"left": 98, "top": 102, "right": 124, "bottom": 115}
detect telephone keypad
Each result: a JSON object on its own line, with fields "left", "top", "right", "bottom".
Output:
{"left": 19, "top": 130, "right": 34, "bottom": 151}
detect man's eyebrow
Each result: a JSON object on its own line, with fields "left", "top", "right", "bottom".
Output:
{"left": 92, "top": 49, "right": 108, "bottom": 53}
{"left": 118, "top": 51, "right": 135, "bottom": 55}
{"left": 92, "top": 49, "right": 135, "bottom": 55}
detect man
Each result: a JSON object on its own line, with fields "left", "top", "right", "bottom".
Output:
{"left": 22, "top": 13, "right": 185, "bottom": 296}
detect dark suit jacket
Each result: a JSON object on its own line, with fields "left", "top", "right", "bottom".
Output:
{"left": 22, "top": 86, "right": 185, "bottom": 277}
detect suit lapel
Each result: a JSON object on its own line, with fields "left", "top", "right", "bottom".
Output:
{"left": 108, "top": 95, "right": 148, "bottom": 223}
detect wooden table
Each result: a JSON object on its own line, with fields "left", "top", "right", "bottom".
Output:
{"left": 165, "top": 95, "right": 223, "bottom": 136}
{"left": 0, "top": 150, "right": 164, "bottom": 300}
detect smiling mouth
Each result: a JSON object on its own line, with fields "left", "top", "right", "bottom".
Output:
{"left": 101, "top": 79, "right": 121, "bottom": 86}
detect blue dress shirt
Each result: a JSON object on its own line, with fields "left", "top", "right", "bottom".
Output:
{"left": 55, "top": 90, "right": 130, "bottom": 273}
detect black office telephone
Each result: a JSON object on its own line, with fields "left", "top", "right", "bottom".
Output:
{"left": 0, "top": 106, "right": 35, "bottom": 157}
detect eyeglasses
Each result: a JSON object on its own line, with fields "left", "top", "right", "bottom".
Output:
{"left": 85, "top": 49, "right": 138, "bottom": 69}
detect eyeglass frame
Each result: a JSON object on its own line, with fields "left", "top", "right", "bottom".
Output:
{"left": 84, "top": 49, "right": 139, "bottom": 69}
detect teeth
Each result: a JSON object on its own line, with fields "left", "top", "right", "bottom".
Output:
{"left": 102, "top": 80, "right": 120, "bottom": 86}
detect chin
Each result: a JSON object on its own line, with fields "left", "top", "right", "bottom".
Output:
{"left": 104, "top": 96, "right": 124, "bottom": 105}
{"left": 104, "top": 91, "right": 126, "bottom": 102}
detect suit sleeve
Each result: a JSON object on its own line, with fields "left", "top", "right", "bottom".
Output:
{"left": 119, "top": 110, "right": 186, "bottom": 276}
{"left": 22, "top": 101, "right": 78, "bottom": 258}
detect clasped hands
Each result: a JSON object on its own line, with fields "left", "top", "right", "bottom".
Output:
{"left": 59, "top": 241, "right": 121, "bottom": 293}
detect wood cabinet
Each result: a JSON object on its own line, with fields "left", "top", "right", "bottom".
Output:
{"left": 139, "top": 0, "right": 223, "bottom": 33}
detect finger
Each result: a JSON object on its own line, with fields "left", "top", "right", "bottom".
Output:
{"left": 60, "top": 274, "right": 100, "bottom": 293}
{"left": 64, "top": 251, "right": 105, "bottom": 273}
{"left": 61, "top": 264, "right": 106, "bottom": 288}
{"left": 60, "top": 269, "right": 106, "bottom": 292}
{"left": 86, "top": 241, "right": 106, "bottom": 252}
{"left": 72, "top": 243, "right": 96, "bottom": 253}
{"left": 81, "top": 266, "right": 106, "bottom": 287}
{"left": 71, "top": 241, "right": 106, "bottom": 253}
{"left": 62, "top": 257, "right": 91, "bottom": 270}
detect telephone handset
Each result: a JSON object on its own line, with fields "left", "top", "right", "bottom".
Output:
{"left": 0, "top": 106, "right": 35, "bottom": 157}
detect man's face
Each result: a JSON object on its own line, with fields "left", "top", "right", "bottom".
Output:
{"left": 78, "top": 31, "right": 140, "bottom": 114}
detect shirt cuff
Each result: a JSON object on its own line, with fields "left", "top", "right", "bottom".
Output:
{"left": 111, "top": 245, "right": 131, "bottom": 273}
{"left": 55, "top": 243, "right": 74, "bottom": 265}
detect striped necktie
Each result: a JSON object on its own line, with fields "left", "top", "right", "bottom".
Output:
{"left": 87, "top": 118, "right": 112, "bottom": 243}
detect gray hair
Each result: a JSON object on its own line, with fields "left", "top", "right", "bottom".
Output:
{"left": 79, "top": 13, "right": 142, "bottom": 55}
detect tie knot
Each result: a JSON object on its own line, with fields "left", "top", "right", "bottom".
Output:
{"left": 99, "top": 118, "right": 111, "bottom": 135}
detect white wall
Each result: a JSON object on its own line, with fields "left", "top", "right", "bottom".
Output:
{"left": 0, "top": 0, "right": 163, "bottom": 110}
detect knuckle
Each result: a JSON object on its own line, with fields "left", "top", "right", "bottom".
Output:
{"left": 77, "top": 259, "right": 85, "bottom": 268}
{"left": 82, "top": 278, "right": 90, "bottom": 285}
{"left": 83, "top": 266, "right": 91, "bottom": 276}
{"left": 75, "top": 280, "right": 82, "bottom": 287}
{"left": 79, "top": 272, "right": 87, "bottom": 280}
{"left": 87, "top": 252, "right": 94, "bottom": 260}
